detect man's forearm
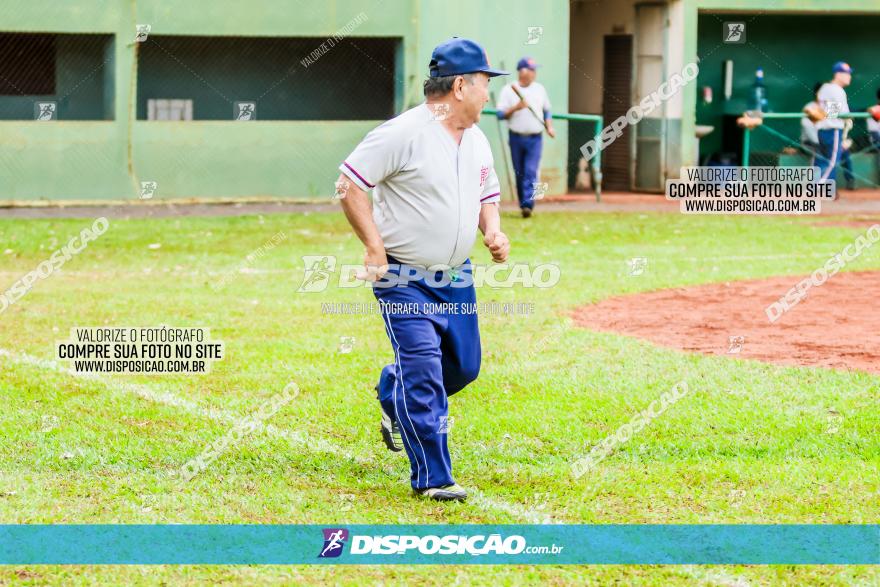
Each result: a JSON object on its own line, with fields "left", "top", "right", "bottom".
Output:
{"left": 479, "top": 202, "right": 501, "bottom": 235}
{"left": 496, "top": 102, "right": 525, "bottom": 120}
{"left": 338, "top": 175, "right": 384, "bottom": 250}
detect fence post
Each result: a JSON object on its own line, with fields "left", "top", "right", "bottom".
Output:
{"left": 593, "top": 116, "right": 603, "bottom": 202}
{"left": 482, "top": 109, "right": 605, "bottom": 201}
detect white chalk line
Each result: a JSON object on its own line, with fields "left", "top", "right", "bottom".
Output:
{"left": 0, "top": 348, "right": 363, "bottom": 464}
{"left": 0, "top": 349, "right": 764, "bottom": 583}
{"left": 0, "top": 250, "right": 873, "bottom": 280}
{"left": 0, "top": 348, "right": 554, "bottom": 524}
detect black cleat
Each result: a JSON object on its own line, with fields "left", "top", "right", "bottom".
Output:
{"left": 521, "top": 207, "right": 532, "bottom": 218}
{"left": 414, "top": 484, "right": 468, "bottom": 502}
{"left": 376, "top": 385, "right": 403, "bottom": 452}
{"left": 380, "top": 405, "right": 404, "bottom": 452}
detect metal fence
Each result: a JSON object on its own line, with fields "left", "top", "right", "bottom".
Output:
{"left": 742, "top": 111, "right": 878, "bottom": 188}
{"left": 483, "top": 109, "right": 604, "bottom": 200}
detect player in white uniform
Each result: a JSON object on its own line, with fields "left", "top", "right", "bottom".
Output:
{"left": 815, "top": 62, "right": 853, "bottom": 182}
{"left": 868, "top": 88, "right": 880, "bottom": 184}
{"left": 496, "top": 57, "right": 555, "bottom": 217}
{"left": 868, "top": 88, "right": 880, "bottom": 149}
{"left": 336, "top": 38, "right": 510, "bottom": 502}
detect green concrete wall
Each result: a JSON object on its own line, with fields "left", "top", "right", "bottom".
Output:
{"left": 0, "top": 0, "right": 570, "bottom": 202}
{"left": 132, "top": 121, "right": 381, "bottom": 199}
{"left": 5, "top": 0, "right": 880, "bottom": 198}
{"left": 0, "top": 0, "right": 415, "bottom": 201}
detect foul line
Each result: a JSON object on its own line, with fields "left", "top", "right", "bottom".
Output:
{"left": 0, "top": 348, "right": 556, "bottom": 524}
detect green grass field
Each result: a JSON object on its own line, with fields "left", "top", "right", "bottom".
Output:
{"left": 0, "top": 209, "right": 878, "bottom": 585}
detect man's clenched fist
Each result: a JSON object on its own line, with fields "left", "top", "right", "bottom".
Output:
{"left": 483, "top": 230, "right": 510, "bottom": 263}
{"left": 356, "top": 246, "right": 389, "bottom": 281}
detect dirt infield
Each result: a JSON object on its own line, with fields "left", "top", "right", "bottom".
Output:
{"left": 811, "top": 216, "right": 880, "bottom": 229}
{"left": 7, "top": 191, "right": 880, "bottom": 218}
{"left": 572, "top": 271, "right": 880, "bottom": 376}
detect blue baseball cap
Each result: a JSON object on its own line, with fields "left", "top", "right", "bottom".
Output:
{"left": 429, "top": 38, "right": 508, "bottom": 78}
{"left": 833, "top": 61, "right": 853, "bottom": 74}
{"left": 517, "top": 57, "right": 539, "bottom": 71}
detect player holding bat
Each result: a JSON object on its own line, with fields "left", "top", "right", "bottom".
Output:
{"left": 496, "top": 57, "right": 555, "bottom": 217}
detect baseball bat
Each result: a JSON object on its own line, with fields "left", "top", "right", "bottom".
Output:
{"left": 490, "top": 89, "right": 516, "bottom": 200}
{"left": 510, "top": 85, "right": 551, "bottom": 136}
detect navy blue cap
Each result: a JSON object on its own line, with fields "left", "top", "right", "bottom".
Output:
{"left": 833, "top": 61, "right": 853, "bottom": 74}
{"left": 429, "top": 38, "right": 509, "bottom": 78}
{"left": 517, "top": 57, "right": 539, "bottom": 71}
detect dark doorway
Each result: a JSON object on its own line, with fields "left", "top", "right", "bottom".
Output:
{"left": 602, "top": 35, "right": 633, "bottom": 191}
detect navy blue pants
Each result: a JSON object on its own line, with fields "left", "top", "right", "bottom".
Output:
{"left": 872, "top": 131, "right": 880, "bottom": 179}
{"left": 373, "top": 258, "right": 481, "bottom": 490}
{"left": 841, "top": 147, "right": 854, "bottom": 185}
{"left": 817, "top": 128, "right": 843, "bottom": 182}
{"left": 508, "top": 132, "right": 543, "bottom": 209}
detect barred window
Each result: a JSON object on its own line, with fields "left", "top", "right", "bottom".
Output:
{"left": 136, "top": 36, "right": 400, "bottom": 121}
{"left": 0, "top": 32, "right": 113, "bottom": 120}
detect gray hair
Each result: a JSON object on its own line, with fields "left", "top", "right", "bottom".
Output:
{"left": 423, "top": 73, "right": 476, "bottom": 98}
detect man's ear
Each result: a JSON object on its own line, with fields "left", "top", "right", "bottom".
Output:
{"left": 453, "top": 75, "right": 466, "bottom": 100}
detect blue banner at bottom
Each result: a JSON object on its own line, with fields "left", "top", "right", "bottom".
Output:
{"left": 1, "top": 525, "right": 877, "bottom": 565}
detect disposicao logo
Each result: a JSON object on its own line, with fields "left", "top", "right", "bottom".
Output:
{"left": 318, "top": 528, "right": 349, "bottom": 558}
{"left": 350, "top": 534, "right": 527, "bottom": 555}
{"left": 316, "top": 531, "right": 542, "bottom": 557}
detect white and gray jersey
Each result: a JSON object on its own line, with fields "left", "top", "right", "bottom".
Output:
{"left": 816, "top": 83, "right": 849, "bottom": 130}
{"left": 340, "top": 103, "right": 501, "bottom": 269}
{"left": 496, "top": 81, "right": 551, "bottom": 134}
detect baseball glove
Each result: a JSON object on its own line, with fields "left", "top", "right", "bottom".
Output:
{"left": 736, "top": 113, "right": 764, "bottom": 129}
{"left": 804, "top": 105, "right": 826, "bottom": 123}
